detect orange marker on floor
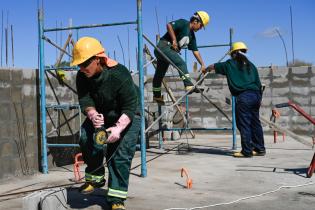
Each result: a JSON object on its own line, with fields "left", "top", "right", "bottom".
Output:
{"left": 181, "top": 168, "right": 192, "bottom": 189}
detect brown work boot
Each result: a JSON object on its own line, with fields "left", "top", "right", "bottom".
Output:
{"left": 233, "top": 151, "right": 252, "bottom": 158}
{"left": 153, "top": 96, "right": 165, "bottom": 105}
{"left": 112, "top": 202, "right": 126, "bottom": 210}
{"left": 79, "top": 180, "right": 105, "bottom": 194}
{"left": 252, "top": 150, "right": 266, "bottom": 156}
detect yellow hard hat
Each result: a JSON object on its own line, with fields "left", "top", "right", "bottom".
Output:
{"left": 196, "top": 11, "right": 210, "bottom": 27}
{"left": 71, "top": 36, "right": 105, "bottom": 66}
{"left": 230, "top": 42, "right": 248, "bottom": 54}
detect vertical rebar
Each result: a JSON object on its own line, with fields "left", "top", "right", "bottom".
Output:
{"left": 127, "top": 28, "right": 131, "bottom": 71}
{"left": 290, "top": 6, "right": 295, "bottom": 64}
{"left": 117, "top": 35, "right": 125, "bottom": 65}
{"left": 1, "top": 10, "right": 3, "bottom": 66}
{"left": 5, "top": 27, "right": 7, "bottom": 66}
{"left": 11, "top": 24, "right": 14, "bottom": 67}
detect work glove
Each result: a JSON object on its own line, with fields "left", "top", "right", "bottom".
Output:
{"left": 106, "top": 114, "right": 131, "bottom": 143}
{"left": 87, "top": 109, "right": 104, "bottom": 128}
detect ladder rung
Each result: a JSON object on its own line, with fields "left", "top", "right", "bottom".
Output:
{"left": 46, "top": 104, "right": 80, "bottom": 110}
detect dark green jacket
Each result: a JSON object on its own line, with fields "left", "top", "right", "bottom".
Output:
{"left": 76, "top": 64, "right": 138, "bottom": 127}
{"left": 161, "top": 19, "right": 198, "bottom": 51}
{"left": 214, "top": 59, "right": 262, "bottom": 96}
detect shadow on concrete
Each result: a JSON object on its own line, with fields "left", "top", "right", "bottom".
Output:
{"left": 47, "top": 134, "right": 81, "bottom": 167}
{"left": 236, "top": 165, "right": 309, "bottom": 178}
{"left": 67, "top": 187, "right": 110, "bottom": 209}
{"left": 189, "top": 146, "right": 232, "bottom": 156}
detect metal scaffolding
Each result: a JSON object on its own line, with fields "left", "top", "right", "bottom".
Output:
{"left": 38, "top": 0, "right": 146, "bottom": 176}
{"left": 38, "top": 1, "right": 237, "bottom": 178}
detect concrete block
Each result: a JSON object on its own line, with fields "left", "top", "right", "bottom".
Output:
{"left": 291, "top": 97, "right": 310, "bottom": 106}
{"left": 261, "top": 97, "right": 271, "bottom": 106}
{"left": 272, "top": 67, "right": 288, "bottom": 77}
{"left": 202, "top": 117, "right": 217, "bottom": 128}
{"left": 270, "top": 77, "right": 289, "bottom": 87}
{"left": 0, "top": 69, "right": 11, "bottom": 81}
{"left": 270, "top": 96, "right": 290, "bottom": 105}
{"left": 291, "top": 66, "right": 309, "bottom": 75}
{"left": 22, "top": 188, "right": 67, "bottom": 210}
{"left": 11, "top": 70, "right": 23, "bottom": 85}
{"left": 271, "top": 87, "right": 289, "bottom": 96}
{"left": 291, "top": 76, "right": 309, "bottom": 84}
{"left": 0, "top": 141, "right": 16, "bottom": 157}
{"left": 291, "top": 87, "right": 310, "bottom": 96}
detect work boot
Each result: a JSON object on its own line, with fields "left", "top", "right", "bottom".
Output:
{"left": 233, "top": 151, "right": 252, "bottom": 158}
{"left": 153, "top": 96, "right": 165, "bottom": 105}
{"left": 112, "top": 202, "right": 126, "bottom": 210}
{"left": 79, "top": 180, "right": 106, "bottom": 194}
{"left": 252, "top": 150, "right": 266, "bottom": 156}
{"left": 185, "top": 85, "right": 204, "bottom": 94}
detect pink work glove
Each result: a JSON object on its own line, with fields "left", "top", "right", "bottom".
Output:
{"left": 87, "top": 109, "right": 104, "bottom": 128}
{"left": 106, "top": 114, "right": 131, "bottom": 143}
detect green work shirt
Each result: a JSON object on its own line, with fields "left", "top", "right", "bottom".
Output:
{"left": 76, "top": 64, "right": 138, "bottom": 127}
{"left": 214, "top": 59, "right": 262, "bottom": 96}
{"left": 161, "top": 19, "right": 198, "bottom": 51}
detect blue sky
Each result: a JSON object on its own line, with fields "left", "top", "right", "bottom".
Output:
{"left": 0, "top": 0, "right": 314, "bottom": 72}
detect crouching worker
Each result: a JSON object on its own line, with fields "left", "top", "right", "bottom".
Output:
{"left": 205, "top": 41, "right": 265, "bottom": 158}
{"left": 71, "top": 36, "right": 141, "bottom": 210}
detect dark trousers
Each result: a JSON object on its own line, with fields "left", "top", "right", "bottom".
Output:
{"left": 236, "top": 90, "right": 265, "bottom": 156}
{"left": 79, "top": 115, "right": 141, "bottom": 204}
{"left": 152, "top": 40, "right": 193, "bottom": 97}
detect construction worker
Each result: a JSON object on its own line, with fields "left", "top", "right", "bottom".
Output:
{"left": 71, "top": 36, "right": 140, "bottom": 210}
{"left": 205, "top": 42, "right": 266, "bottom": 158}
{"left": 153, "top": 11, "right": 210, "bottom": 105}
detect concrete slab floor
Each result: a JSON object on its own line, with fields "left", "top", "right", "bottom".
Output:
{"left": 0, "top": 134, "right": 314, "bottom": 210}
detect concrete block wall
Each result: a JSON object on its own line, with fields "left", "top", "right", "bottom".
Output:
{"left": 144, "top": 66, "right": 315, "bottom": 137}
{"left": 0, "top": 66, "right": 314, "bottom": 180}
{"left": 0, "top": 68, "right": 80, "bottom": 180}
{"left": 0, "top": 68, "right": 39, "bottom": 179}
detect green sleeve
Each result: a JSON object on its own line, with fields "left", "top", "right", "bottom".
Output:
{"left": 76, "top": 72, "right": 95, "bottom": 115}
{"left": 114, "top": 68, "right": 138, "bottom": 120}
{"left": 214, "top": 62, "right": 227, "bottom": 75}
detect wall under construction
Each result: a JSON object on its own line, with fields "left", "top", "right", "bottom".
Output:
{"left": 0, "top": 66, "right": 314, "bottom": 179}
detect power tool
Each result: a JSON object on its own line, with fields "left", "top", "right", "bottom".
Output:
{"left": 93, "top": 125, "right": 110, "bottom": 154}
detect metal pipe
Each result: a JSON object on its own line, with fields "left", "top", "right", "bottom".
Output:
{"left": 47, "top": 144, "right": 80, "bottom": 147}
{"left": 137, "top": 0, "right": 147, "bottom": 177}
{"left": 229, "top": 28, "right": 237, "bottom": 150}
{"left": 161, "top": 127, "right": 232, "bottom": 131}
{"left": 42, "top": 35, "right": 71, "bottom": 57}
{"left": 38, "top": 9, "right": 48, "bottom": 174}
{"left": 232, "top": 96, "right": 237, "bottom": 150}
{"left": 44, "top": 21, "right": 137, "bottom": 32}
{"left": 198, "top": 44, "right": 230, "bottom": 48}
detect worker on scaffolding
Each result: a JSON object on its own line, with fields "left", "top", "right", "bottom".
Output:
{"left": 71, "top": 36, "right": 140, "bottom": 210}
{"left": 152, "top": 11, "right": 210, "bottom": 105}
{"left": 205, "top": 41, "right": 266, "bottom": 158}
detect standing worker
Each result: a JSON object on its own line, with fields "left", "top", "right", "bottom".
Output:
{"left": 71, "top": 36, "right": 140, "bottom": 210}
{"left": 205, "top": 42, "right": 266, "bottom": 158}
{"left": 153, "top": 11, "right": 210, "bottom": 105}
